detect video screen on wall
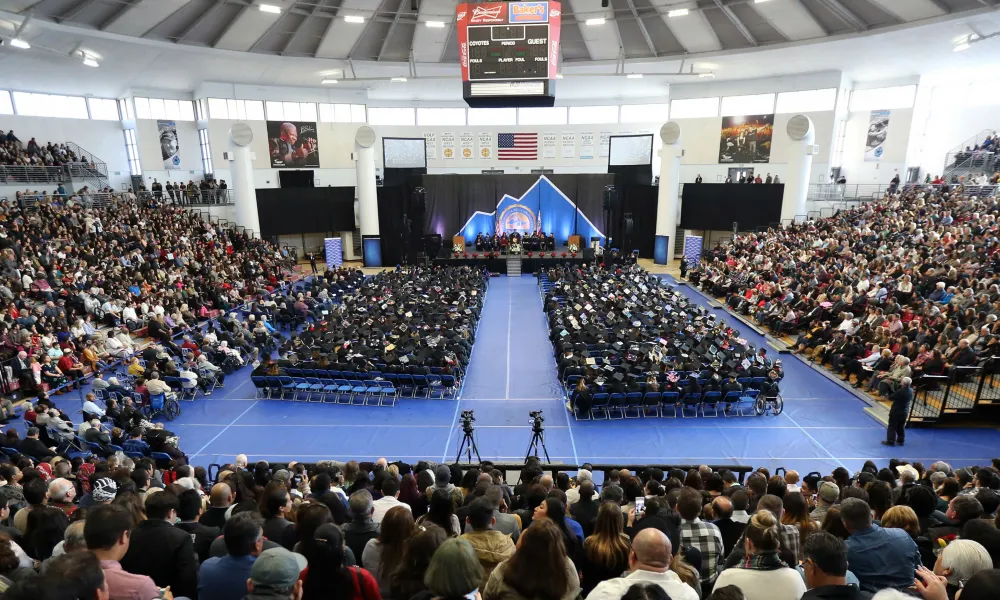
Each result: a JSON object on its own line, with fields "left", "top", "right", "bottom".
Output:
{"left": 383, "top": 137, "right": 427, "bottom": 169}
{"left": 680, "top": 184, "right": 783, "bottom": 231}
{"left": 256, "top": 187, "right": 355, "bottom": 237}
{"left": 609, "top": 134, "right": 653, "bottom": 166}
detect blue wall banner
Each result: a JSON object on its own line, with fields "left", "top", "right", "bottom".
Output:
{"left": 362, "top": 236, "right": 382, "bottom": 268}
{"left": 654, "top": 235, "right": 669, "bottom": 265}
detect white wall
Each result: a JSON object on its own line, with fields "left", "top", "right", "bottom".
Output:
{"left": 0, "top": 114, "right": 131, "bottom": 189}
{"left": 915, "top": 82, "right": 1000, "bottom": 178}
{"left": 135, "top": 118, "right": 203, "bottom": 188}
{"left": 839, "top": 107, "right": 913, "bottom": 184}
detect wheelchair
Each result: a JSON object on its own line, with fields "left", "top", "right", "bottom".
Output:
{"left": 754, "top": 392, "right": 784, "bottom": 416}
{"left": 141, "top": 393, "right": 181, "bottom": 421}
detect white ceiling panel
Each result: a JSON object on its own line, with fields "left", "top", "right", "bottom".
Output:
{"left": 410, "top": 0, "right": 454, "bottom": 63}
{"left": 751, "top": 0, "right": 828, "bottom": 41}
{"left": 870, "top": 0, "right": 948, "bottom": 22}
{"left": 104, "top": 0, "right": 192, "bottom": 37}
{"left": 567, "top": 0, "right": 621, "bottom": 61}
{"left": 650, "top": 0, "right": 722, "bottom": 53}
{"left": 215, "top": 3, "right": 284, "bottom": 51}
{"left": 313, "top": 0, "right": 370, "bottom": 59}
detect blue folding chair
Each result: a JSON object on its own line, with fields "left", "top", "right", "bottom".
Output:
{"left": 641, "top": 392, "right": 661, "bottom": 417}
{"left": 739, "top": 389, "right": 761, "bottom": 416}
{"left": 660, "top": 391, "right": 680, "bottom": 418}
{"left": 623, "top": 392, "right": 644, "bottom": 418}
{"left": 440, "top": 375, "right": 456, "bottom": 396}
{"left": 277, "top": 376, "right": 297, "bottom": 399}
{"left": 251, "top": 376, "right": 270, "bottom": 399}
{"left": 334, "top": 379, "right": 353, "bottom": 404}
{"left": 701, "top": 391, "right": 721, "bottom": 417}
{"left": 426, "top": 375, "right": 445, "bottom": 399}
{"left": 721, "top": 390, "right": 742, "bottom": 416}
{"left": 607, "top": 393, "right": 626, "bottom": 419}
{"left": 306, "top": 377, "right": 326, "bottom": 402}
{"left": 350, "top": 381, "right": 368, "bottom": 404}
{"left": 591, "top": 393, "right": 610, "bottom": 419}
{"left": 378, "top": 382, "right": 397, "bottom": 407}
{"left": 411, "top": 375, "right": 428, "bottom": 398}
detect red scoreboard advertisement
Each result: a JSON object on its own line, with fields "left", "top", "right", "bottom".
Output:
{"left": 457, "top": 2, "right": 561, "bottom": 107}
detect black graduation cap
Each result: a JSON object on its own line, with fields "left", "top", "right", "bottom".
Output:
{"left": 612, "top": 372, "right": 625, "bottom": 382}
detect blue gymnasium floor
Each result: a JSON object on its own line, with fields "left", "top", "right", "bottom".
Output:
{"left": 46, "top": 275, "right": 1000, "bottom": 473}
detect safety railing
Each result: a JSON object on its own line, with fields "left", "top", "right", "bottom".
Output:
{"left": 0, "top": 165, "right": 69, "bottom": 185}
{"left": 153, "top": 188, "right": 234, "bottom": 206}
{"left": 907, "top": 359, "right": 1000, "bottom": 425}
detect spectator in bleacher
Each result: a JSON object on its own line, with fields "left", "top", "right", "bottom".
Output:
{"left": 713, "top": 496, "right": 747, "bottom": 557}
{"left": 712, "top": 510, "right": 805, "bottom": 600}
{"left": 343, "top": 490, "right": 380, "bottom": 561}
{"left": 678, "top": 486, "right": 725, "bottom": 587}
{"left": 933, "top": 539, "right": 994, "bottom": 599}
{"left": 460, "top": 497, "right": 515, "bottom": 591}
{"left": 800, "top": 532, "right": 863, "bottom": 600}
{"left": 579, "top": 501, "right": 632, "bottom": 596}
{"left": 120, "top": 490, "right": 197, "bottom": 598}
{"left": 841, "top": 497, "right": 921, "bottom": 593}
{"left": 200, "top": 511, "right": 265, "bottom": 600}
{"left": 483, "top": 518, "right": 580, "bottom": 600}
{"left": 588, "top": 528, "right": 699, "bottom": 600}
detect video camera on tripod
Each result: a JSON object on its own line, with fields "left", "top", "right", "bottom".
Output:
{"left": 529, "top": 410, "right": 545, "bottom": 431}
{"left": 461, "top": 410, "right": 475, "bottom": 432}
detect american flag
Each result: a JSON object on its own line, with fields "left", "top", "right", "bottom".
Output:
{"left": 498, "top": 133, "right": 538, "bottom": 160}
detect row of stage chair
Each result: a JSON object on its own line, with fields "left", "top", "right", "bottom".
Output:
{"left": 250, "top": 370, "right": 459, "bottom": 406}
{"left": 571, "top": 388, "right": 782, "bottom": 421}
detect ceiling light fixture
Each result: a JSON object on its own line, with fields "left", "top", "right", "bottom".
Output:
{"left": 626, "top": 73, "right": 643, "bottom": 79}
{"left": 753, "top": 0, "right": 771, "bottom": 3}
{"left": 953, "top": 42, "right": 971, "bottom": 52}
{"left": 585, "top": 18, "right": 606, "bottom": 25}
{"left": 555, "top": 74, "right": 564, "bottom": 79}
{"left": 699, "top": 72, "right": 715, "bottom": 78}
{"left": 344, "top": 15, "right": 365, "bottom": 23}
{"left": 667, "top": 8, "right": 689, "bottom": 17}
{"left": 82, "top": 55, "right": 99, "bottom": 67}
{"left": 10, "top": 15, "right": 31, "bottom": 49}
{"left": 322, "top": 78, "right": 338, "bottom": 84}
{"left": 259, "top": 4, "right": 281, "bottom": 14}
{"left": 425, "top": 20, "right": 445, "bottom": 28}
{"left": 391, "top": 77, "right": 407, "bottom": 82}
{"left": 9, "top": 38, "right": 29, "bottom": 49}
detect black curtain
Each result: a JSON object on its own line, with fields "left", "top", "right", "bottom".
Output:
{"left": 255, "top": 187, "right": 354, "bottom": 237}
{"left": 421, "top": 173, "right": 612, "bottom": 241}
{"left": 377, "top": 186, "right": 407, "bottom": 267}
{"left": 618, "top": 185, "right": 658, "bottom": 258}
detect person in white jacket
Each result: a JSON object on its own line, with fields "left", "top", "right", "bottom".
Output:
{"left": 712, "top": 510, "right": 806, "bottom": 600}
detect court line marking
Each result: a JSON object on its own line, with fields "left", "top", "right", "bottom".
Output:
{"left": 196, "top": 396, "right": 849, "bottom": 403}
{"left": 186, "top": 454, "right": 997, "bottom": 462}
{"left": 443, "top": 277, "right": 492, "bottom": 462}
{"left": 782, "top": 411, "right": 849, "bottom": 470}
{"left": 191, "top": 400, "right": 259, "bottom": 458}
{"left": 506, "top": 279, "right": 512, "bottom": 400}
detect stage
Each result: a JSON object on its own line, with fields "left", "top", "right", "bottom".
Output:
{"left": 433, "top": 247, "right": 597, "bottom": 274}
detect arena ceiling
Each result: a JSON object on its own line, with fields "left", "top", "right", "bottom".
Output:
{"left": 1, "top": 0, "right": 996, "bottom": 64}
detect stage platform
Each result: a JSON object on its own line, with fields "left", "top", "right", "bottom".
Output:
{"left": 434, "top": 247, "right": 598, "bottom": 274}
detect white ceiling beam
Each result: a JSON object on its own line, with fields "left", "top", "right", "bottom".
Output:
{"left": 794, "top": 0, "right": 830, "bottom": 35}
{"left": 751, "top": 0, "right": 826, "bottom": 41}
{"left": 625, "top": 0, "right": 659, "bottom": 57}
{"left": 713, "top": 0, "right": 757, "bottom": 46}
{"left": 820, "top": 0, "right": 868, "bottom": 30}
{"left": 177, "top": 0, "right": 227, "bottom": 42}
{"left": 105, "top": 0, "right": 193, "bottom": 36}
{"left": 98, "top": 0, "right": 138, "bottom": 30}
{"left": 376, "top": 3, "right": 405, "bottom": 62}
{"left": 58, "top": 0, "right": 99, "bottom": 22}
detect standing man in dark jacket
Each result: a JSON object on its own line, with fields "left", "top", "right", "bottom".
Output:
{"left": 882, "top": 377, "right": 913, "bottom": 447}
{"left": 120, "top": 490, "right": 198, "bottom": 599}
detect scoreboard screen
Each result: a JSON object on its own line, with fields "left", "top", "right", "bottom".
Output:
{"left": 458, "top": 2, "right": 561, "bottom": 107}
{"left": 468, "top": 24, "right": 550, "bottom": 80}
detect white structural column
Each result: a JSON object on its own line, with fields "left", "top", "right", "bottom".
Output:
{"left": 355, "top": 126, "right": 379, "bottom": 237}
{"left": 780, "top": 115, "right": 816, "bottom": 225}
{"left": 654, "top": 122, "right": 682, "bottom": 264}
{"left": 229, "top": 133, "right": 260, "bottom": 236}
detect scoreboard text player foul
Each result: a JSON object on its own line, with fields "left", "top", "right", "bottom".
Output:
{"left": 457, "top": 1, "right": 562, "bottom": 107}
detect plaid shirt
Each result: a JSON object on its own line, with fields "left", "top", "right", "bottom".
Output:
{"left": 680, "top": 518, "right": 725, "bottom": 584}
{"left": 778, "top": 523, "right": 802, "bottom": 562}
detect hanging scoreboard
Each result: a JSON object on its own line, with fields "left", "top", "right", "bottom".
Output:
{"left": 457, "top": 2, "right": 561, "bottom": 107}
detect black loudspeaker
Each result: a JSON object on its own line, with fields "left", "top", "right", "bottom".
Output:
{"left": 424, "top": 234, "right": 442, "bottom": 257}
{"left": 602, "top": 186, "right": 618, "bottom": 210}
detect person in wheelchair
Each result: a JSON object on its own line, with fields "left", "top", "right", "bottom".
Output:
{"left": 144, "top": 372, "right": 177, "bottom": 402}
{"left": 759, "top": 369, "right": 781, "bottom": 399}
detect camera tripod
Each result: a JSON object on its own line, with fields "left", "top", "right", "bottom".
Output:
{"left": 456, "top": 426, "right": 481, "bottom": 464}
{"left": 523, "top": 424, "right": 551, "bottom": 463}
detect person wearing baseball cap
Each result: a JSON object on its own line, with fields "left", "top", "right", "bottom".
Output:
{"left": 810, "top": 482, "right": 840, "bottom": 524}
{"left": 246, "top": 547, "right": 307, "bottom": 600}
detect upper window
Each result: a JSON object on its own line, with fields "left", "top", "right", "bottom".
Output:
{"left": 208, "top": 98, "right": 265, "bottom": 120}
{"left": 619, "top": 104, "right": 669, "bottom": 124}
{"left": 849, "top": 85, "right": 917, "bottom": 111}
{"left": 720, "top": 93, "right": 775, "bottom": 117}
{"left": 266, "top": 101, "right": 318, "bottom": 122}
{"left": 417, "top": 108, "right": 466, "bottom": 126}
{"left": 670, "top": 97, "right": 719, "bottom": 119}
{"left": 518, "top": 107, "right": 567, "bottom": 125}
{"left": 368, "top": 107, "right": 416, "bottom": 126}
{"left": 13, "top": 92, "right": 89, "bottom": 119}
{"left": 133, "top": 97, "right": 195, "bottom": 120}
{"left": 0, "top": 92, "right": 12, "bottom": 116}
{"left": 88, "top": 98, "right": 120, "bottom": 121}
{"left": 568, "top": 105, "right": 618, "bottom": 125}
{"left": 775, "top": 89, "right": 837, "bottom": 113}
{"left": 319, "top": 103, "right": 367, "bottom": 123}
{"left": 467, "top": 108, "right": 517, "bottom": 126}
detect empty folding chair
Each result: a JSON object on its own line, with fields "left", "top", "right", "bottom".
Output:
{"left": 641, "top": 392, "right": 661, "bottom": 417}
{"left": 590, "top": 393, "right": 610, "bottom": 420}
{"left": 660, "top": 392, "right": 679, "bottom": 418}
{"left": 607, "top": 393, "right": 626, "bottom": 419}
{"left": 624, "top": 392, "right": 644, "bottom": 418}
{"left": 701, "top": 391, "right": 721, "bottom": 417}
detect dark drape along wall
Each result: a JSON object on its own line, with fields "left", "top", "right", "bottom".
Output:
{"left": 617, "top": 185, "right": 658, "bottom": 258}
{"left": 377, "top": 186, "right": 408, "bottom": 266}
{"left": 421, "top": 173, "right": 613, "bottom": 241}
{"left": 680, "top": 183, "right": 784, "bottom": 231}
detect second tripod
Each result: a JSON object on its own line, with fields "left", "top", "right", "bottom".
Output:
{"left": 456, "top": 410, "right": 481, "bottom": 464}
{"left": 523, "top": 410, "right": 550, "bottom": 463}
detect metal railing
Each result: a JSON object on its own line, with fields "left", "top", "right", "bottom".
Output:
{"left": 152, "top": 188, "right": 234, "bottom": 206}
{"left": 13, "top": 189, "right": 234, "bottom": 210}
{"left": 806, "top": 183, "right": 998, "bottom": 206}
{"left": 0, "top": 165, "right": 70, "bottom": 185}
{"left": 907, "top": 359, "right": 1000, "bottom": 425}
{"left": 943, "top": 129, "right": 996, "bottom": 175}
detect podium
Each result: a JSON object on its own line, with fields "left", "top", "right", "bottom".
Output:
{"left": 568, "top": 235, "right": 582, "bottom": 248}
{"left": 452, "top": 236, "right": 465, "bottom": 251}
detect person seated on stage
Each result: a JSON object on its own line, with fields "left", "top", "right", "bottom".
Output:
{"left": 499, "top": 233, "right": 509, "bottom": 251}
{"left": 547, "top": 233, "right": 556, "bottom": 251}
{"left": 475, "top": 233, "right": 485, "bottom": 252}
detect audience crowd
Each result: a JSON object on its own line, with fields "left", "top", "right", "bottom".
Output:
{"left": 693, "top": 186, "right": 1000, "bottom": 403}
{"left": 0, "top": 131, "right": 80, "bottom": 168}
{"left": 0, "top": 453, "right": 992, "bottom": 600}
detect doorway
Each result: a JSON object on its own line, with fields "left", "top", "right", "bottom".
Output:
{"left": 728, "top": 167, "right": 754, "bottom": 183}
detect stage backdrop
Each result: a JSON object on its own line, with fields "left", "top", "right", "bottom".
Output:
{"left": 719, "top": 114, "right": 774, "bottom": 164}
{"left": 422, "top": 173, "right": 612, "bottom": 245}
{"left": 266, "top": 120, "right": 320, "bottom": 168}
